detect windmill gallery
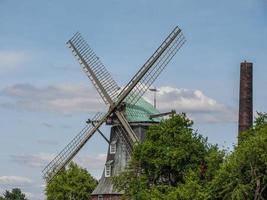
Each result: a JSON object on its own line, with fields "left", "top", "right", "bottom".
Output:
{"left": 42, "top": 26, "right": 186, "bottom": 199}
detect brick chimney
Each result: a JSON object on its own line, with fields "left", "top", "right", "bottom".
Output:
{"left": 238, "top": 61, "right": 253, "bottom": 136}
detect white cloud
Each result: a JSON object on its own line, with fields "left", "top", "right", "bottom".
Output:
{"left": 9, "top": 152, "right": 106, "bottom": 180}
{"left": 74, "top": 153, "right": 107, "bottom": 170}
{"left": 1, "top": 83, "right": 105, "bottom": 113}
{"left": 10, "top": 153, "right": 55, "bottom": 168}
{"left": 144, "top": 86, "right": 236, "bottom": 123}
{"left": 0, "top": 50, "right": 30, "bottom": 71}
{"left": 74, "top": 154, "right": 107, "bottom": 179}
{"left": 24, "top": 192, "right": 34, "bottom": 199}
{"left": 1, "top": 83, "right": 236, "bottom": 123}
{"left": 0, "top": 178, "right": 37, "bottom": 200}
{"left": 0, "top": 176, "right": 32, "bottom": 185}
{"left": 10, "top": 152, "right": 106, "bottom": 174}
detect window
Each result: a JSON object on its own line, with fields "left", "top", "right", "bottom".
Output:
{"left": 105, "top": 160, "right": 113, "bottom": 177}
{"left": 105, "top": 164, "right": 111, "bottom": 177}
{"left": 110, "top": 141, "right": 116, "bottom": 154}
{"left": 98, "top": 195, "right": 103, "bottom": 200}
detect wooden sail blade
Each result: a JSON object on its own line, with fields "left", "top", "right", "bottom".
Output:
{"left": 67, "top": 33, "right": 120, "bottom": 105}
{"left": 42, "top": 112, "right": 106, "bottom": 182}
{"left": 116, "top": 26, "right": 186, "bottom": 106}
{"left": 115, "top": 111, "right": 139, "bottom": 144}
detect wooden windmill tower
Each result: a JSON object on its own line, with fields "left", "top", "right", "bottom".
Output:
{"left": 42, "top": 26, "right": 185, "bottom": 199}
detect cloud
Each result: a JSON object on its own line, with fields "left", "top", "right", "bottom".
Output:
{"left": 0, "top": 50, "right": 30, "bottom": 71}
{"left": 0, "top": 177, "right": 35, "bottom": 199}
{"left": 74, "top": 154, "right": 107, "bottom": 170}
{"left": 24, "top": 192, "right": 34, "bottom": 199}
{"left": 0, "top": 83, "right": 105, "bottom": 113}
{"left": 9, "top": 152, "right": 106, "bottom": 179}
{"left": 74, "top": 154, "right": 107, "bottom": 179}
{"left": 0, "top": 83, "right": 236, "bottom": 123}
{"left": 10, "top": 153, "right": 55, "bottom": 168}
{"left": 10, "top": 152, "right": 106, "bottom": 172}
{"left": 144, "top": 86, "right": 236, "bottom": 123}
{"left": 0, "top": 176, "right": 32, "bottom": 185}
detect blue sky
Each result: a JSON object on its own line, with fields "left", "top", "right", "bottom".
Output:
{"left": 0, "top": 0, "right": 266, "bottom": 199}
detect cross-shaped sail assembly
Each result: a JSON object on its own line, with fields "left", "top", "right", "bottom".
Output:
{"left": 42, "top": 26, "right": 185, "bottom": 184}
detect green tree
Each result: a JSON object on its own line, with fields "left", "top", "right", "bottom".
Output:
{"left": 114, "top": 113, "right": 224, "bottom": 200}
{"left": 46, "top": 162, "right": 98, "bottom": 200}
{"left": 1, "top": 188, "right": 27, "bottom": 200}
{"left": 209, "top": 112, "right": 267, "bottom": 200}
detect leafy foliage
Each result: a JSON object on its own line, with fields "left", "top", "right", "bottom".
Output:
{"left": 46, "top": 162, "right": 97, "bottom": 200}
{"left": 114, "top": 113, "right": 224, "bottom": 199}
{"left": 43, "top": 112, "right": 267, "bottom": 199}
{"left": 114, "top": 112, "right": 267, "bottom": 199}
{"left": 0, "top": 188, "right": 27, "bottom": 200}
{"left": 209, "top": 112, "right": 267, "bottom": 200}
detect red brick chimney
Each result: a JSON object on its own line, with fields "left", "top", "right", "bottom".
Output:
{"left": 238, "top": 61, "right": 253, "bottom": 136}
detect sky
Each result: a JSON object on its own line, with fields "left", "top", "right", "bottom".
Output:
{"left": 0, "top": 0, "right": 266, "bottom": 199}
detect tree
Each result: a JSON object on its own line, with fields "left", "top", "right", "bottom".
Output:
{"left": 46, "top": 162, "right": 98, "bottom": 200}
{"left": 0, "top": 188, "right": 27, "bottom": 200}
{"left": 209, "top": 112, "right": 267, "bottom": 200}
{"left": 114, "top": 113, "right": 224, "bottom": 199}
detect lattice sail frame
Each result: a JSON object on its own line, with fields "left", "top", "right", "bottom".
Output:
{"left": 117, "top": 26, "right": 186, "bottom": 106}
{"left": 42, "top": 112, "right": 105, "bottom": 182}
{"left": 42, "top": 26, "right": 186, "bottom": 183}
{"left": 67, "top": 33, "right": 120, "bottom": 105}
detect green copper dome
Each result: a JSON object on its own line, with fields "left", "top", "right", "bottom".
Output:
{"left": 124, "top": 97, "right": 161, "bottom": 123}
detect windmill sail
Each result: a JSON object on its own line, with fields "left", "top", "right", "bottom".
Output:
{"left": 115, "top": 111, "right": 139, "bottom": 144}
{"left": 42, "top": 112, "right": 106, "bottom": 182}
{"left": 111, "top": 27, "right": 186, "bottom": 156}
{"left": 43, "top": 27, "right": 186, "bottom": 193}
{"left": 117, "top": 26, "right": 186, "bottom": 106}
{"left": 67, "top": 33, "right": 120, "bottom": 105}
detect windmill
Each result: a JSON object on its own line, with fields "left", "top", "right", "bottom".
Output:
{"left": 42, "top": 26, "right": 186, "bottom": 199}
